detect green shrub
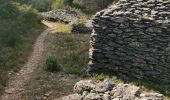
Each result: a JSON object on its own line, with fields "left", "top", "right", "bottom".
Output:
{"left": 46, "top": 56, "right": 61, "bottom": 72}
{"left": 15, "top": 0, "right": 53, "bottom": 12}
{"left": 0, "top": 2, "right": 42, "bottom": 47}
{"left": 0, "top": 52, "right": 8, "bottom": 70}
{"left": 73, "top": 0, "right": 116, "bottom": 14}
{"left": 64, "top": 36, "right": 76, "bottom": 47}
{"left": 0, "top": 1, "right": 44, "bottom": 93}
{"left": 0, "top": 1, "right": 19, "bottom": 19}
{"left": 51, "top": 0, "right": 116, "bottom": 15}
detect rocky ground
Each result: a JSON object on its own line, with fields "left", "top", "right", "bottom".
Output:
{"left": 62, "top": 80, "right": 164, "bottom": 100}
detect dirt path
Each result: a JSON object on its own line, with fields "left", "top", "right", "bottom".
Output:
{"left": 1, "top": 26, "right": 53, "bottom": 100}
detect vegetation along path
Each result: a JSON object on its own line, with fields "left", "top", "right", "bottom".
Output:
{"left": 1, "top": 25, "right": 54, "bottom": 100}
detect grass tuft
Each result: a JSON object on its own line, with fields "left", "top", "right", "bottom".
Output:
{"left": 46, "top": 56, "right": 61, "bottom": 72}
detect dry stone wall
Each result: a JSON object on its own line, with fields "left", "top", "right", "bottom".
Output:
{"left": 88, "top": 0, "right": 170, "bottom": 83}
{"left": 41, "top": 9, "right": 80, "bottom": 24}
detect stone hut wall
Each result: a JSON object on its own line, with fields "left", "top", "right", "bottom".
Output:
{"left": 88, "top": 0, "right": 170, "bottom": 83}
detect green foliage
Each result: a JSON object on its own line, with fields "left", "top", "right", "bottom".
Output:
{"left": 66, "top": 67, "right": 82, "bottom": 75}
{"left": 64, "top": 36, "right": 76, "bottom": 47}
{"left": 15, "top": 0, "right": 53, "bottom": 12}
{"left": 51, "top": 0, "right": 116, "bottom": 14}
{"left": 0, "top": 2, "right": 41, "bottom": 47}
{"left": 0, "top": 1, "right": 44, "bottom": 93}
{"left": 0, "top": 52, "right": 8, "bottom": 70}
{"left": 73, "top": 0, "right": 115, "bottom": 14}
{"left": 13, "top": 0, "right": 118, "bottom": 15}
{"left": 15, "top": 0, "right": 117, "bottom": 14}
{"left": 0, "top": 1, "right": 19, "bottom": 19}
{"left": 46, "top": 56, "right": 61, "bottom": 72}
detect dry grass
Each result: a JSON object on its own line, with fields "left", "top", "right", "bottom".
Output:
{"left": 44, "top": 31, "right": 90, "bottom": 75}
{"left": 42, "top": 20, "right": 90, "bottom": 74}
{"left": 18, "top": 21, "right": 90, "bottom": 99}
{"left": 42, "top": 20, "right": 71, "bottom": 33}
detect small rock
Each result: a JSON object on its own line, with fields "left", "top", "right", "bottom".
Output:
{"left": 103, "top": 94, "right": 111, "bottom": 100}
{"left": 82, "top": 91, "right": 89, "bottom": 97}
{"left": 95, "top": 80, "right": 114, "bottom": 93}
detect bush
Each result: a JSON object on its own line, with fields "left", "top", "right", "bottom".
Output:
{"left": 51, "top": 0, "right": 116, "bottom": 14}
{"left": 73, "top": 0, "right": 115, "bottom": 14}
{"left": 46, "top": 56, "right": 61, "bottom": 72}
{"left": 0, "top": 52, "right": 8, "bottom": 70}
{"left": 15, "top": 0, "right": 53, "bottom": 12}
{"left": 0, "top": 2, "right": 42, "bottom": 47}
{"left": 0, "top": 1, "right": 44, "bottom": 93}
{"left": 0, "top": 1, "right": 19, "bottom": 19}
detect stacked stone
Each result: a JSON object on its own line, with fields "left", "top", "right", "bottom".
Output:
{"left": 88, "top": 0, "right": 170, "bottom": 83}
{"left": 41, "top": 9, "right": 80, "bottom": 24}
{"left": 71, "top": 20, "right": 93, "bottom": 34}
{"left": 62, "top": 80, "right": 164, "bottom": 100}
